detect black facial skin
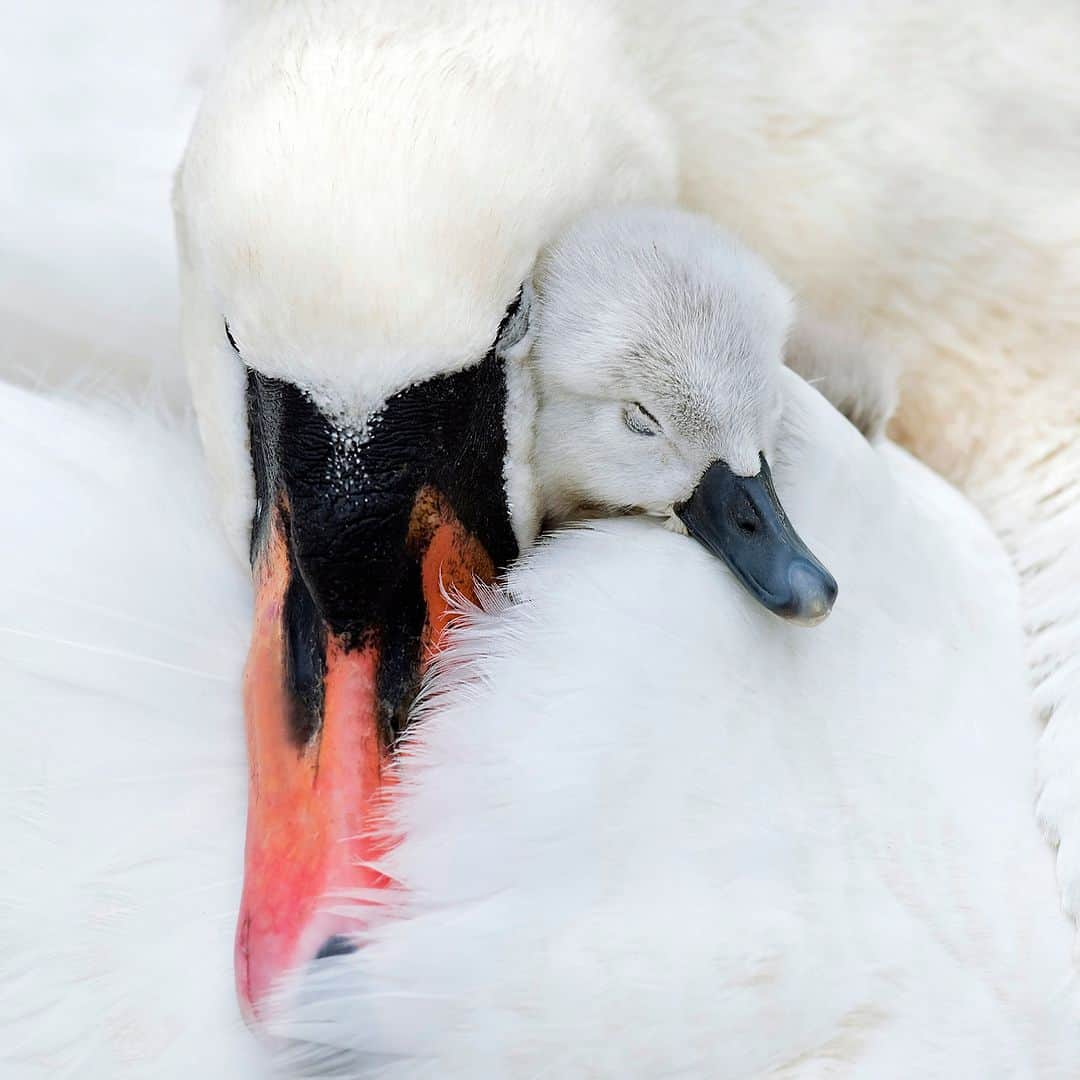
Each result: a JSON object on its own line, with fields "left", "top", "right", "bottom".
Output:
{"left": 280, "top": 532, "right": 327, "bottom": 748}
{"left": 244, "top": 339, "right": 519, "bottom": 749}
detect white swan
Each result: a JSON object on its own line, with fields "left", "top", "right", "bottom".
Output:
{"left": 4, "top": 0, "right": 1075, "bottom": 1071}
{"left": 0, "top": 388, "right": 261, "bottom": 1077}
{"left": 174, "top": 0, "right": 690, "bottom": 1016}
{"left": 172, "top": 2, "right": 930, "bottom": 1012}
{"left": 3, "top": 372, "right": 1075, "bottom": 1076}
{"left": 174, "top": 0, "right": 1080, "bottom": 1025}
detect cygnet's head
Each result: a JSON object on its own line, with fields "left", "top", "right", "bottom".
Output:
{"left": 527, "top": 205, "right": 837, "bottom": 625}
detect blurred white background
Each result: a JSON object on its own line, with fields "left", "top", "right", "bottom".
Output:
{"left": 0, "top": 3, "right": 230, "bottom": 398}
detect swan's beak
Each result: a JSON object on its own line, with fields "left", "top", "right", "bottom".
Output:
{"left": 235, "top": 357, "right": 516, "bottom": 1021}
{"left": 237, "top": 512, "right": 389, "bottom": 1020}
{"left": 676, "top": 453, "right": 837, "bottom": 626}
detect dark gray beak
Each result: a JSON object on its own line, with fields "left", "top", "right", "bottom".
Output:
{"left": 676, "top": 454, "right": 837, "bottom": 626}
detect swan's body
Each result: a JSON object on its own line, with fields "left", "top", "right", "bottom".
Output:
{"left": 784, "top": 313, "right": 898, "bottom": 442}
{"left": 3, "top": 374, "right": 1075, "bottom": 1076}
{"left": 277, "top": 374, "right": 1078, "bottom": 1077}
{"left": 624, "top": 0, "right": 1080, "bottom": 915}
{"left": 0, "top": 388, "right": 262, "bottom": 1077}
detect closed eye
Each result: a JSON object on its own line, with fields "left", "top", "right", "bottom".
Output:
{"left": 225, "top": 319, "right": 241, "bottom": 355}
{"left": 624, "top": 401, "right": 662, "bottom": 437}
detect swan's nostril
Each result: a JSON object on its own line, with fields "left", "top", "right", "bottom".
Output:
{"left": 315, "top": 934, "right": 357, "bottom": 960}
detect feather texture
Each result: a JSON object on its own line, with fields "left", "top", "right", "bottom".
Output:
{"left": 267, "top": 373, "right": 1079, "bottom": 1076}
{"left": 0, "top": 386, "right": 263, "bottom": 1078}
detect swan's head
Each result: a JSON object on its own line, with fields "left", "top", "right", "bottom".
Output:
{"left": 528, "top": 207, "right": 837, "bottom": 625}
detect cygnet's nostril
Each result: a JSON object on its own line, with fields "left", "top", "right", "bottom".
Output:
{"left": 315, "top": 934, "right": 357, "bottom": 960}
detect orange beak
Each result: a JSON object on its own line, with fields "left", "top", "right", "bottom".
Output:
{"left": 235, "top": 488, "right": 495, "bottom": 1021}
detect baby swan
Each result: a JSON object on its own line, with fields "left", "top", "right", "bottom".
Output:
{"left": 522, "top": 205, "right": 838, "bottom": 626}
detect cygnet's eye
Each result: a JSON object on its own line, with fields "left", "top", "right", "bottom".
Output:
{"left": 224, "top": 319, "right": 241, "bottom": 355}
{"left": 624, "top": 402, "right": 662, "bottom": 437}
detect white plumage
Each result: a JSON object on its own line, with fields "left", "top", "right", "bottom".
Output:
{"left": 174, "top": 8, "right": 1080, "bottom": 851}
{"left": 5, "top": 0, "right": 1080, "bottom": 1075}
{"left": 0, "top": 389, "right": 260, "bottom": 1077}
{"left": 526, "top": 205, "right": 792, "bottom": 524}
{"left": 4, "top": 373, "right": 1075, "bottom": 1076}
{"left": 270, "top": 372, "right": 1077, "bottom": 1077}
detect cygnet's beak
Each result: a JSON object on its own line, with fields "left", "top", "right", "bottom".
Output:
{"left": 676, "top": 453, "right": 837, "bottom": 626}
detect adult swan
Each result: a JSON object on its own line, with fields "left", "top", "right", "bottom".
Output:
{"left": 173, "top": 0, "right": 1080, "bottom": 1018}
{"left": 2, "top": 368, "right": 1075, "bottom": 1075}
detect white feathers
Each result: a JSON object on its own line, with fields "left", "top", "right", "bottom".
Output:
{"left": 531, "top": 205, "right": 793, "bottom": 439}
{"left": 174, "top": 0, "right": 679, "bottom": 555}
{"left": 785, "top": 311, "right": 899, "bottom": 441}
{"left": 522, "top": 206, "right": 899, "bottom": 538}
{"left": 8, "top": 1, "right": 1080, "bottom": 1075}
{"left": 0, "top": 385, "right": 263, "bottom": 1078}
{"left": 267, "top": 371, "right": 1079, "bottom": 1076}
{"left": 3, "top": 373, "right": 1076, "bottom": 1077}
{"left": 525, "top": 206, "right": 792, "bottom": 523}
